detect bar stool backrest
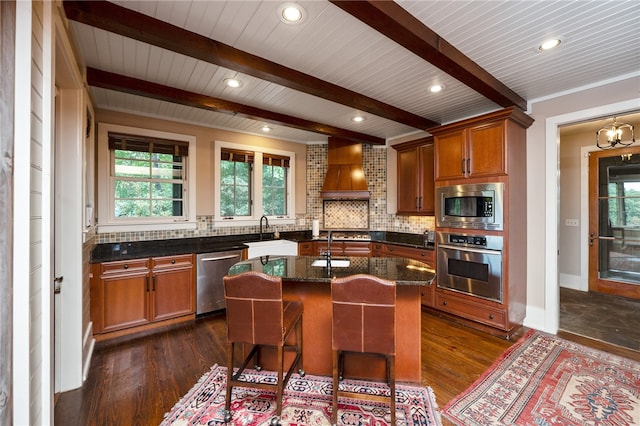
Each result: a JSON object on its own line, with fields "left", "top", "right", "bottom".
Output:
{"left": 331, "top": 274, "right": 396, "bottom": 355}
{"left": 224, "top": 271, "right": 284, "bottom": 346}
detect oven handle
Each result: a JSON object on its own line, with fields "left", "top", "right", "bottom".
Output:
{"left": 439, "top": 244, "right": 502, "bottom": 255}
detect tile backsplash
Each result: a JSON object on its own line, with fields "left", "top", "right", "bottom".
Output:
{"left": 323, "top": 200, "right": 369, "bottom": 229}
{"left": 96, "top": 143, "right": 434, "bottom": 243}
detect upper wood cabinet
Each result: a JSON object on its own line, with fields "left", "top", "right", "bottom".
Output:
{"left": 393, "top": 137, "right": 434, "bottom": 215}
{"left": 430, "top": 107, "right": 534, "bottom": 181}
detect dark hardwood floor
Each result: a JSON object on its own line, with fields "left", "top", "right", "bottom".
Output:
{"left": 54, "top": 309, "right": 639, "bottom": 426}
{"left": 560, "top": 287, "right": 640, "bottom": 351}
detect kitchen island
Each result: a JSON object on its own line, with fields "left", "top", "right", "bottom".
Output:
{"left": 227, "top": 255, "right": 435, "bottom": 384}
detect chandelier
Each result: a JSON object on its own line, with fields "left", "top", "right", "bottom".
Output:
{"left": 596, "top": 117, "right": 635, "bottom": 149}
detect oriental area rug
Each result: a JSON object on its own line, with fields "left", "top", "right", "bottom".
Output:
{"left": 442, "top": 330, "right": 640, "bottom": 425}
{"left": 161, "top": 364, "right": 442, "bottom": 425}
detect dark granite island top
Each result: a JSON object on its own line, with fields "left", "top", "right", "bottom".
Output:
{"left": 227, "top": 255, "right": 435, "bottom": 285}
{"left": 226, "top": 255, "right": 434, "bottom": 384}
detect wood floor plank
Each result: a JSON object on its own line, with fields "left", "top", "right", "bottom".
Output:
{"left": 54, "top": 309, "right": 637, "bottom": 426}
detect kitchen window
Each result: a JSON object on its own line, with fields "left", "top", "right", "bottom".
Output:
{"left": 97, "top": 123, "right": 196, "bottom": 232}
{"left": 215, "top": 141, "right": 295, "bottom": 226}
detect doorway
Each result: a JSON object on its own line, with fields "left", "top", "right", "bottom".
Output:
{"left": 588, "top": 147, "right": 640, "bottom": 299}
{"left": 556, "top": 110, "right": 640, "bottom": 350}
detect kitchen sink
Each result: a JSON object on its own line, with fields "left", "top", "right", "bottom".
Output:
{"left": 245, "top": 239, "right": 298, "bottom": 259}
{"left": 311, "top": 259, "right": 350, "bottom": 268}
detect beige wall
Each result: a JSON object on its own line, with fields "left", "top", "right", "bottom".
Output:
{"left": 558, "top": 116, "right": 640, "bottom": 283}
{"left": 525, "top": 75, "right": 640, "bottom": 330}
{"left": 95, "top": 109, "right": 308, "bottom": 215}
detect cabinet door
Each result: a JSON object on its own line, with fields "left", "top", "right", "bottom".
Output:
{"left": 101, "top": 271, "right": 151, "bottom": 332}
{"left": 298, "top": 241, "right": 314, "bottom": 256}
{"left": 467, "top": 121, "right": 505, "bottom": 177}
{"left": 418, "top": 144, "right": 435, "bottom": 214}
{"left": 435, "top": 129, "right": 466, "bottom": 180}
{"left": 151, "top": 255, "right": 194, "bottom": 322}
{"left": 151, "top": 267, "right": 194, "bottom": 321}
{"left": 396, "top": 147, "right": 420, "bottom": 214}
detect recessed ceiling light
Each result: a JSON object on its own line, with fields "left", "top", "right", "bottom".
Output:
{"left": 351, "top": 115, "right": 366, "bottom": 123}
{"left": 429, "top": 84, "right": 444, "bottom": 93}
{"left": 224, "top": 78, "right": 242, "bottom": 88}
{"left": 538, "top": 38, "right": 562, "bottom": 51}
{"left": 262, "top": 125, "right": 272, "bottom": 132}
{"left": 279, "top": 3, "right": 305, "bottom": 24}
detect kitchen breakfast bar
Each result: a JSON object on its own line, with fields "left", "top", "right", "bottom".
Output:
{"left": 227, "top": 255, "right": 435, "bottom": 384}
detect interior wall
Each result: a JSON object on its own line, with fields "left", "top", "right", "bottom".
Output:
{"left": 525, "top": 74, "right": 640, "bottom": 333}
{"left": 559, "top": 117, "right": 640, "bottom": 291}
{"left": 95, "top": 109, "right": 309, "bottom": 215}
{"left": 0, "top": 1, "right": 16, "bottom": 423}
{"left": 13, "top": 0, "right": 55, "bottom": 423}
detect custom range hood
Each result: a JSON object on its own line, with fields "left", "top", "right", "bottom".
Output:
{"left": 320, "top": 138, "right": 370, "bottom": 200}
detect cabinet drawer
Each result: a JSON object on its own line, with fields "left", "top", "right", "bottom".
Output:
{"left": 384, "top": 244, "right": 434, "bottom": 264}
{"left": 342, "top": 242, "right": 371, "bottom": 257}
{"left": 152, "top": 254, "right": 193, "bottom": 269}
{"left": 435, "top": 291, "right": 506, "bottom": 329}
{"left": 100, "top": 259, "right": 149, "bottom": 275}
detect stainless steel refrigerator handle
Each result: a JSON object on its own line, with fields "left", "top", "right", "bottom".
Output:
{"left": 200, "top": 255, "right": 240, "bottom": 261}
{"left": 439, "top": 244, "right": 501, "bottom": 256}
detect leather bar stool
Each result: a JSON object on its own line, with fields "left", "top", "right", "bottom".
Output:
{"left": 331, "top": 274, "right": 397, "bottom": 425}
{"left": 223, "top": 271, "right": 304, "bottom": 425}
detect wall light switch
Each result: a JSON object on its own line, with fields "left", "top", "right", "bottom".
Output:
{"left": 565, "top": 218, "right": 579, "bottom": 227}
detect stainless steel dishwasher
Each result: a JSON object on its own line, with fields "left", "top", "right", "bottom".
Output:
{"left": 196, "top": 250, "right": 243, "bottom": 315}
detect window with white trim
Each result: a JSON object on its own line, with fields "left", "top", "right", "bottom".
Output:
{"left": 97, "top": 124, "right": 196, "bottom": 232}
{"left": 215, "top": 141, "right": 295, "bottom": 226}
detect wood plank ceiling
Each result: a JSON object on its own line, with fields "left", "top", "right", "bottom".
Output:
{"left": 62, "top": 0, "right": 640, "bottom": 144}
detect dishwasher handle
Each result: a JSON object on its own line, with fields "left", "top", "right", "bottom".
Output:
{"left": 200, "top": 254, "right": 240, "bottom": 262}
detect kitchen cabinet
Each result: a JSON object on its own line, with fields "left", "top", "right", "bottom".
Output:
{"left": 308, "top": 241, "right": 371, "bottom": 257}
{"left": 298, "top": 241, "right": 314, "bottom": 256}
{"left": 91, "top": 254, "right": 195, "bottom": 340}
{"left": 150, "top": 255, "right": 195, "bottom": 322}
{"left": 379, "top": 243, "right": 435, "bottom": 307}
{"left": 431, "top": 107, "right": 533, "bottom": 181}
{"left": 434, "top": 290, "right": 507, "bottom": 330}
{"left": 393, "top": 137, "right": 434, "bottom": 215}
{"left": 430, "top": 107, "right": 534, "bottom": 336}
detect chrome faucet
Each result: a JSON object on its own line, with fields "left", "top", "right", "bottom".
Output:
{"left": 259, "top": 215, "right": 269, "bottom": 240}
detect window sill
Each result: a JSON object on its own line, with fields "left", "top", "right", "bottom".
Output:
{"left": 213, "top": 217, "right": 296, "bottom": 228}
{"left": 97, "top": 221, "right": 197, "bottom": 234}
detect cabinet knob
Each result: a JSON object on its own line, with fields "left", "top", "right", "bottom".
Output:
{"left": 421, "top": 252, "right": 425, "bottom": 256}
{"left": 442, "top": 301, "right": 447, "bottom": 306}
{"left": 171, "top": 259, "right": 176, "bottom": 264}
{"left": 489, "top": 314, "right": 494, "bottom": 320}
{"left": 123, "top": 264, "right": 128, "bottom": 269}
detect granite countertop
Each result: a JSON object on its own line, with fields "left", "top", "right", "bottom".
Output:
{"left": 90, "top": 230, "right": 434, "bottom": 263}
{"left": 227, "top": 255, "right": 435, "bottom": 286}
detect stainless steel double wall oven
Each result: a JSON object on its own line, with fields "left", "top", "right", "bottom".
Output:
{"left": 435, "top": 183, "right": 504, "bottom": 302}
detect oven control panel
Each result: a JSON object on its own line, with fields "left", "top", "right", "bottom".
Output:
{"left": 438, "top": 232, "right": 503, "bottom": 251}
{"left": 449, "top": 234, "right": 487, "bottom": 246}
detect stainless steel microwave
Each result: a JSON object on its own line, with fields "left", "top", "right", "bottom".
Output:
{"left": 435, "top": 183, "right": 504, "bottom": 230}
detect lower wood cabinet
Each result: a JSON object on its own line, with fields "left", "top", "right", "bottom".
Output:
{"left": 298, "top": 241, "right": 372, "bottom": 257}
{"left": 91, "top": 254, "right": 195, "bottom": 340}
{"left": 434, "top": 289, "right": 507, "bottom": 330}
{"left": 379, "top": 244, "right": 434, "bottom": 307}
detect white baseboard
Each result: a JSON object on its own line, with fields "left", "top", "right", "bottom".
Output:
{"left": 559, "top": 273, "right": 585, "bottom": 291}
{"left": 523, "top": 305, "right": 556, "bottom": 334}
